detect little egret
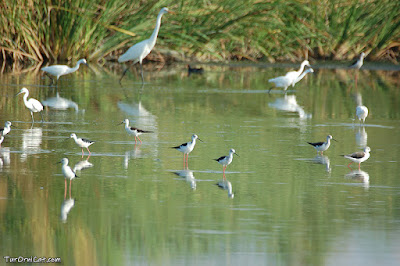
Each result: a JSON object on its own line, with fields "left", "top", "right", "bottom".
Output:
{"left": 118, "top": 7, "right": 172, "bottom": 83}
{"left": 307, "top": 135, "right": 337, "bottom": 155}
{"left": 343, "top": 146, "right": 371, "bottom": 170}
{"left": 292, "top": 68, "right": 314, "bottom": 87}
{"left": 268, "top": 60, "right": 311, "bottom": 93}
{"left": 172, "top": 134, "right": 202, "bottom": 168}
{"left": 214, "top": 149, "right": 239, "bottom": 179}
{"left": 355, "top": 93, "right": 368, "bottom": 125}
{"left": 41, "top": 59, "right": 88, "bottom": 86}
{"left": 16, "top": 88, "right": 44, "bottom": 123}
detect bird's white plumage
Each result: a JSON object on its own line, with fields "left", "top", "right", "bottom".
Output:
{"left": 41, "top": 59, "right": 87, "bottom": 81}
{"left": 216, "top": 148, "right": 238, "bottom": 167}
{"left": 70, "top": 133, "right": 94, "bottom": 149}
{"left": 0, "top": 121, "right": 12, "bottom": 136}
{"left": 349, "top": 52, "right": 366, "bottom": 69}
{"left": 17, "top": 87, "right": 44, "bottom": 122}
{"left": 174, "top": 134, "right": 199, "bottom": 155}
{"left": 308, "top": 135, "right": 336, "bottom": 154}
{"left": 269, "top": 60, "right": 311, "bottom": 91}
{"left": 292, "top": 68, "right": 314, "bottom": 86}
{"left": 344, "top": 146, "right": 371, "bottom": 166}
{"left": 356, "top": 105, "right": 368, "bottom": 123}
{"left": 60, "top": 158, "right": 77, "bottom": 180}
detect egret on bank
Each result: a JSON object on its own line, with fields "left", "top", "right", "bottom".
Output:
{"left": 118, "top": 7, "right": 173, "bottom": 83}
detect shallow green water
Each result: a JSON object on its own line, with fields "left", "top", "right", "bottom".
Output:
{"left": 1, "top": 62, "right": 400, "bottom": 266}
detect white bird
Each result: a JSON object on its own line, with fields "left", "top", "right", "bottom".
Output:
{"left": 41, "top": 59, "right": 88, "bottom": 86}
{"left": 58, "top": 158, "right": 78, "bottom": 192}
{"left": 343, "top": 146, "right": 371, "bottom": 170}
{"left": 349, "top": 52, "right": 366, "bottom": 69}
{"left": 120, "top": 119, "right": 153, "bottom": 144}
{"left": 214, "top": 148, "right": 239, "bottom": 178}
{"left": 269, "top": 60, "right": 311, "bottom": 93}
{"left": 307, "top": 135, "right": 337, "bottom": 155}
{"left": 69, "top": 133, "right": 95, "bottom": 157}
{"left": 355, "top": 93, "right": 368, "bottom": 125}
{"left": 118, "top": 7, "right": 172, "bottom": 83}
{"left": 16, "top": 87, "right": 44, "bottom": 123}
{"left": 0, "top": 121, "right": 13, "bottom": 136}
{"left": 292, "top": 67, "right": 314, "bottom": 86}
{"left": 172, "top": 134, "right": 202, "bottom": 167}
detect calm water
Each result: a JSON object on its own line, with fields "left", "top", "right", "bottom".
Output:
{"left": 1, "top": 62, "right": 400, "bottom": 266}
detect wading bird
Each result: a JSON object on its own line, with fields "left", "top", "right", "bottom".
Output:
{"left": 41, "top": 59, "right": 88, "bottom": 86}
{"left": 118, "top": 7, "right": 173, "bottom": 83}
{"left": 172, "top": 134, "right": 202, "bottom": 168}
{"left": 120, "top": 119, "right": 153, "bottom": 144}
{"left": 355, "top": 93, "right": 368, "bottom": 125}
{"left": 343, "top": 146, "right": 371, "bottom": 170}
{"left": 307, "top": 135, "right": 337, "bottom": 155}
{"left": 16, "top": 88, "right": 44, "bottom": 123}
{"left": 292, "top": 68, "right": 314, "bottom": 87}
{"left": 349, "top": 52, "right": 366, "bottom": 70}
{"left": 268, "top": 60, "right": 311, "bottom": 93}
{"left": 57, "top": 158, "right": 78, "bottom": 198}
{"left": 214, "top": 148, "right": 239, "bottom": 179}
{"left": 0, "top": 121, "right": 13, "bottom": 136}
{"left": 69, "top": 133, "right": 95, "bottom": 157}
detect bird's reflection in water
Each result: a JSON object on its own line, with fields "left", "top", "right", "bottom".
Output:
{"left": 355, "top": 126, "right": 368, "bottom": 148}
{"left": 312, "top": 155, "right": 331, "bottom": 173}
{"left": 0, "top": 147, "right": 11, "bottom": 170}
{"left": 345, "top": 169, "right": 370, "bottom": 190}
{"left": 216, "top": 180, "right": 234, "bottom": 199}
{"left": 124, "top": 144, "right": 141, "bottom": 169}
{"left": 268, "top": 94, "right": 312, "bottom": 120}
{"left": 60, "top": 198, "right": 75, "bottom": 223}
{"left": 173, "top": 169, "right": 196, "bottom": 190}
{"left": 21, "top": 127, "right": 42, "bottom": 162}
{"left": 73, "top": 159, "right": 94, "bottom": 173}
{"left": 42, "top": 92, "right": 79, "bottom": 112}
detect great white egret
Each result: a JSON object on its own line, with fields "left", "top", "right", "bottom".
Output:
{"left": 307, "top": 135, "right": 337, "bottom": 155}
{"left": 16, "top": 88, "right": 44, "bottom": 123}
{"left": 268, "top": 60, "right": 311, "bottom": 92}
{"left": 344, "top": 146, "right": 371, "bottom": 170}
{"left": 214, "top": 149, "right": 239, "bottom": 179}
{"left": 118, "top": 7, "right": 172, "bottom": 83}
{"left": 41, "top": 59, "right": 88, "bottom": 86}
{"left": 172, "top": 134, "right": 202, "bottom": 168}
{"left": 120, "top": 119, "right": 153, "bottom": 144}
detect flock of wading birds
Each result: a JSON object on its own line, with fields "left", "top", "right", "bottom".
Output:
{"left": 1, "top": 7, "right": 371, "bottom": 195}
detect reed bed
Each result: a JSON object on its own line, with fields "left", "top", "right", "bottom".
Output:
{"left": 1, "top": 0, "right": 399, "bottom": 65}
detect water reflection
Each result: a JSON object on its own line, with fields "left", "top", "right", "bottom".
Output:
{"left": 123, "top": 145, "right": 141, "bottom": 169}
{"left": 60, "top": 198, "right": 75, "bottom": 223}
{"left": 312, "top": 155, "right": 331, "bottom": 173}
{"left": 268, "top": 94, "right": 312, "bottom": 119}
{"left": 42, "top": 92, "right": 79, "bottom": 112}
{"left": 73, "top": 159, "right": 94, "bottom": 173}
{"left": 173, "top": 169, "right": 196, "bottom": 190}
{"left": 345, "top": 169, "right": 370, "bottom": 189}
{"left": 355, "top": 126, "right": 368, "bottom": 148}
{"left": 0, "top": 147, "right": 11, "bottom": 170}
{"left": 216, "top": 180, "right": 234, "bottom": 198}
{"left": 21, "top": 127, "right": 42, "bottom": 161}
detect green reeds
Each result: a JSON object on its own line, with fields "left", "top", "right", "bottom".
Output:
{"left": 1, "top": 0, "right": 399, "bottom": 64}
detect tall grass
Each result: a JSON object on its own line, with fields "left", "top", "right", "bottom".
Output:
{"left": 1, "top": 0, "right": 399, "bottom": 65}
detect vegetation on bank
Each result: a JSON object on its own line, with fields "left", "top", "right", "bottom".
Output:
{"left": 1, "top": 0, "right": 399, "bottom": 65}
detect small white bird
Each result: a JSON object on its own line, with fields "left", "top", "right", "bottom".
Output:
{"left": 343, "top": 146, "right": 371, "bottom": 170}
{"left": 69, "top": 133, "right": 95, "bottom": 157}
{"left": 292, "top": 68, "right": 314, "bottom": 87}
{"left": 307, "top": 135, "right": 337, "bottom": 155}
{"left": 0, "top": 121, "right": 13, "bottom": 136}
{"left": 355, "top": 93, "right": 368, "bottom": 125}
{"left": 214, "top": 148, "right": 239, "bottom": 178}
{"left": 172, "top": 134, "right": 202, "bottom": 167}
{"left": 269, "top": 60, "right": 311, "bottom": 93}
{"left": 16, "top": 87, "right": 44, "bottom": 123}
{"left": 41, "top": 59, "right": 88, "bottom": 86}
{"left": 120, "top": 119, "right": 153, "bottom": 144}
{"left": 118, "top": 7, "right": 172, "bottom": 83}
{"left": 58, "top": 158, "right": 78, "bottom": 191}
{"left": 349, "top": 52, "right": 366, "bottom": 70}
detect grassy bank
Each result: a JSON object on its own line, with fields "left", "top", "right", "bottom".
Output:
{"left": 1, "top": 0, "right": 399, "bottom": 65}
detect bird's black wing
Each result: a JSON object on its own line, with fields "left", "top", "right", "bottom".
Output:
{"left": 81, "top": 138, "right": 95, "bottom": 144}
{"left": 347, "top": 151, "right": 365, "bottom": 159}
{"left": 307, "top": 141, "right": 324, "bottom": 147}
{"left": 172, "top": 143, "right": 187, "bottom": 149}
{"left": 214, "top": 156, "right": 226, "bottom": 162}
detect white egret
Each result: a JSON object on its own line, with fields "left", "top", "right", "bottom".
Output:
{"left": 355, "top": 93, "right": 368, "bottom": 125}
{"left": 118, "top": 7, "right": 172, "bottom": 83}
{"left": 292, "top": 67, "right": 314, "bottom": 86}
{"left": 343, "top": 146, "right": 371, "bottom": 170}
{"left": 268, "top": 60, "right": 311, "bottom": 93}
{"left": 41, "top": 59, "right": 88, "bottom": 86}
{"left": 16, "top": 88, "right": 44, "bottom": 123}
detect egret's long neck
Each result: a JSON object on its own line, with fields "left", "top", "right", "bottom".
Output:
{"left": 23, "top": 92, "right": 29, "bottom": 105}
{"left": 149, "top": 12, "right": 164, "bottom": 47}
{"left": 69, "top": 62, "right": 81, "bottom": 74}
{"left": 297, "top": 62, "right": 307, "bottom": 75}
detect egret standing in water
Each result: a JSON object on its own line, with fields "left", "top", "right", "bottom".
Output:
{"left": 214, "top": 149, "right": 239, "bottom": 179}
{"left": 172, "top": 134, "right": 202, "bottom": 168}
{"left": 118, "top": 7, "right": 173, "bottom": 84}
{"left": 292, "top": 68, "right": 314, "bottom": 87}
{"left": 355, "top": 93, "right": 368, "bottom": 125}
{"left": 268, "top": 60, "right": 311, "bottom": 93}
{"left": 16, "top": 88, "right": 44, "bottom": 123}
{"left": 41, "top": 59, "right": 88, "bottom": 86}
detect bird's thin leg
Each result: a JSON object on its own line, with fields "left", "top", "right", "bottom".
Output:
{"left": 69, "top": 179, "right": 72, "bottom": 198}
{"left": 134, "top": 136, "right": 137, "bottom": 144}
{"left": 137, "top": 136, "right": 142, "bottom": 144}
{"left": 347, "top": 162, "right": 353, "bottom": 169}
{"left": 31, "top": 112, "right": 35, "bottom": 124}
{"left": 119, "top": 68, "right": 130, "bottom": 84}
{"left": 87, "top": 147, "right": 91, "bottom": 155}
{"left": 64, "top": 179, "right": 67, "bottom": 199}
{"left": 358, "top": 163, "right": 361, "bottom": 170}
{"left": 81, "top": 148, "right": 84, "bottom": 158}
{"left": 186, "top": 154, "right": 189, "bottom": 168}
{"left": 40, "top": 111, "right": 44, "bottom": 122}
{"left": 140, "top": 63, "right": 144, "bottom": 84}
{"left": 183, "top": 154, "right": 186, "bottom": 169}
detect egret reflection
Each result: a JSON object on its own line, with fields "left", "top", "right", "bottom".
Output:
{"left": 268, "top": 94, "right": 312, "bottom": 119}
{"left": 216, "top": 180, "right": 234, "bottom": 199}
{"left": 42, "top": 92, "right": 79, "bottom": 112}
{"left": 21, "top": 127, "right": 42, "bottom": 161}
{"left": 173, "top": 169, "right": 196, "bottom": 190}
{"left": 345, "top": 169, "right": 370, "bottom": 189}
{"left": 356, "top": 126, "right": 368, "bottom": 148}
